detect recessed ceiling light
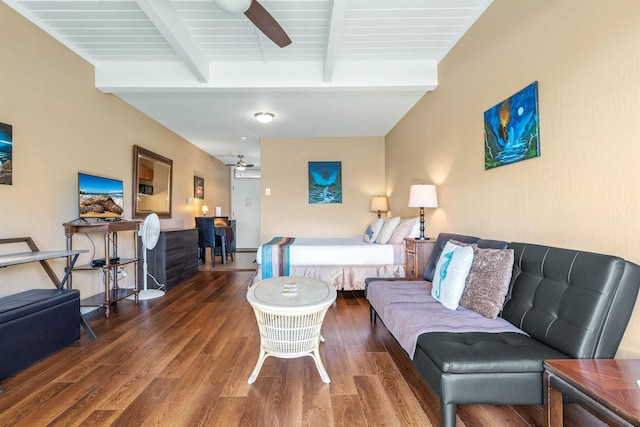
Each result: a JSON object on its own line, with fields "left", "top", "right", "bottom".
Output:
{"left": 254, "top": 112, "right": 275, "bottom": 123}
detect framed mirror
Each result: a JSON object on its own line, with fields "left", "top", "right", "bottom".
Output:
{"left": 133, "top": 145, "right": 173, "bottom": 219}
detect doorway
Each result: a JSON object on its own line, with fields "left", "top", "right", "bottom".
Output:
{"left": 231, "top": 172, "right": 261, "bottom": 250}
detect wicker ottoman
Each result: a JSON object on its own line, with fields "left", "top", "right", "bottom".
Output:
{"left": 247, "top": 276, "right": 337, "bottom": 384}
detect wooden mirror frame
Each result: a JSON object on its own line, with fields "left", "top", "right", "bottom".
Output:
{"left": 133, "top": 145, "right": 173, "bottom": 219}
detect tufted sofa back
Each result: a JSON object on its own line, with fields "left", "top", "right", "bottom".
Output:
{"left": 502, "top": 243, "right": 640, "bottom": 359}
{"left": 423, "top": 233, "right": 509, "bottom": 282}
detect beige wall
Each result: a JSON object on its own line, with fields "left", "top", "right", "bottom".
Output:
{"left": 0, "top": 4, "right": 229, "bottom": 298}
{"left": 260, "top": 137, "right": 386, "bottom": 241}
{"left": 386, "top": 0, "right": 640, "bottom": 357}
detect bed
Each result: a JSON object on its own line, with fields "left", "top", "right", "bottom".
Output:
{"left": 254, "top": 218, "right": 420, "bottom": 290}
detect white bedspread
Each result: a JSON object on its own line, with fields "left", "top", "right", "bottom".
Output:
{"left": 256, "top": 237, "right": 402, "bottom": 266}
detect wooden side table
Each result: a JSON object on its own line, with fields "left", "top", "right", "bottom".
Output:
{"left": 404, "top": 238, "right": 435, "bottom": 279}
{"left": 544, "top": 359, "right": 640, "bottom": 426}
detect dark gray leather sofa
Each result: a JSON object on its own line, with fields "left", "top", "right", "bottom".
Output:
{"left": 367, "top": 233, "right": 640, "bottom": 427}
{"left": 0, "top": 288, "right": 80, "bottom": 385}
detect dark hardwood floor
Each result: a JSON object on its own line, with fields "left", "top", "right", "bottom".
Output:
{"left": 0, "top": 269, "right": 605, "bottom": 426}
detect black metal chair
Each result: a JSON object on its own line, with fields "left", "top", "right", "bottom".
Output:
{"left": 195, "top": 217, "right": 218, "bottom": 266}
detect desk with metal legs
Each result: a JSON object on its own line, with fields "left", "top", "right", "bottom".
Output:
{"left": 0, "top": 237, "right": 95, "bottom": 339}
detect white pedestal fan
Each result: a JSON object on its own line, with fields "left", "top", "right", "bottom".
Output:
{"left": 136, "top": 213, "right": 164, "bottom": 300}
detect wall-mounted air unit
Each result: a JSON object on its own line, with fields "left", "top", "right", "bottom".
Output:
{"left": 234, "top": 168, "right": 261, "bottom": 179}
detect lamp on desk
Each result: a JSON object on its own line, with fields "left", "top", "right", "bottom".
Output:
{"left": 202, "top": 205, "right": 208, "bottom": 216}
{"left": 370, "top": 196, "right": 389, "bottom": 218}
{"left": 408, "top": 184, "right": 438, "bottom": 240}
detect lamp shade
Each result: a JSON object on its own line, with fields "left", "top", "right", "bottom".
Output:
{"left": 370, "top": 196, "right": 388, "bottom": 213}
{"left": 202, "top": 205, "right": 209, "bottom": 215}
{"left": 408, "top": 184, "right": 438, "bottom": 208}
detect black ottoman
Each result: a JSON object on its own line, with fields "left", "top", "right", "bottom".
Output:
{"left": 0, "top": 289, "right": 80, "bottom": 381}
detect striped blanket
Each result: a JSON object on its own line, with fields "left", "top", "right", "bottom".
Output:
{"left": 260, "top": 237, "right": 295, "bottom": 279}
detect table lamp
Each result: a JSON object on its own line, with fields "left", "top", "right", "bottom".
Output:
{"left": 408, "top": 184, "right": 438, "bottom": 240}
{"left": 202, "top": 205, "right": 208, "bottom": 216}
{"left": 370, "top": 196, "right": 389, "bottom": 218}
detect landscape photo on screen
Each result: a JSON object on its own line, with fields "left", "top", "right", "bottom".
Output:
{"left": 78, "top": 173, "right": 124, "bottom": 218}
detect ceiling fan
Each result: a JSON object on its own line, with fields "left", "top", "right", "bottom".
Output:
{"left": 213, "top": 0, "right": 292, "bottom": 48}
{"left": 226, "top": 154, "right": 255, "bottom": 169}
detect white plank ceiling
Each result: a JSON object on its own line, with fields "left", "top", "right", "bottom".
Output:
{"left": 4, "top": 0, "right": 493, "bottom": 166}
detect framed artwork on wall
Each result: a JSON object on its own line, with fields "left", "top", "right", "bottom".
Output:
{"left": 0, "top": 122, "right": 12, "bottom": 185}
{"left": 194, "top": 176, "right": 204, "bottom": 199}
{"left": 308, "top": 161, "right": 342, "bottom": 204}
{"left": 484, "top": 81, "right": 540, "bottom": 170}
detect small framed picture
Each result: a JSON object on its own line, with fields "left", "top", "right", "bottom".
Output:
{"left": 194, "top": 176, "right": 204, "bottom": 199}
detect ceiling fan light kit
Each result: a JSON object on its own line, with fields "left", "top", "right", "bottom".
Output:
{"left": 214, "top": 0, "right": 252, "bottom": 14}
{"left": 255, "top": 112, "right": 274, "bottom": 123}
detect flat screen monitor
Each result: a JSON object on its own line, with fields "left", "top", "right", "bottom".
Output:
{"left": 78, "top": 172, "right": 124, "bottom": 219}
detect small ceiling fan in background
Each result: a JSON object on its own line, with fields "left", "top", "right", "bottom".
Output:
{"left": 213, "top": 0, "right": 292, "bottom": 48}
{"left": 225, "top": 154, "right": 255, "bottom": 170}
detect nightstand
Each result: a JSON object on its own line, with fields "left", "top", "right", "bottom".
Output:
{"left": 404, "top": 238, "right": 435, "bottom": 279}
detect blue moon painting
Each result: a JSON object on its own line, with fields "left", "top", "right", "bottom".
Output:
{"left": 484, "top": 81, "right": 540, "bottom": 170}
{"left": 308, "top": 161, "right": 342, "bottom": 204}
{"left": 0, "top": 122, "right": 12, "bottom": 185}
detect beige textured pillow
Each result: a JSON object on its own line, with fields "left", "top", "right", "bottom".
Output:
{"left": 376, "top": 216, "right": 400, "bottom": 244}
{"left": 459, "top": 247, "right": 514, "bottom": 319}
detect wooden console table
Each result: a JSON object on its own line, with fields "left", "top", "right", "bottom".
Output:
{"left": 63, "top": 220, "right": 140, "bottom": 318}
{"left": 544, "top": 359, "right": 640, "bottom": 426}
{"left": 0, "top": 237, "right": 95, "bottom": 338}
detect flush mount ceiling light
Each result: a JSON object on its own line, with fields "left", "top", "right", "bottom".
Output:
{"left": 254, "top": 112, "right": 275, "bottom": 123}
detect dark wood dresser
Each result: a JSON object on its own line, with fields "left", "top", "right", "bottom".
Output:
{"left": 138, "top": 228, "right": 199, "bottom": 291}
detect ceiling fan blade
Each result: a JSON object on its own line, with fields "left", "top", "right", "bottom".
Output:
{"left": 244, "top": 0, "right": 292, "bottom": 48}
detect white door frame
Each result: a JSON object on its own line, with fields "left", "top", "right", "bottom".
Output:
{"left": 231, "top": 169, "right": 261, "bottom": 250}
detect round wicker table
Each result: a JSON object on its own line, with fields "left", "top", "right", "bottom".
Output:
{"left": 246, "top": 276, "right": 337, "bottom": 384}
